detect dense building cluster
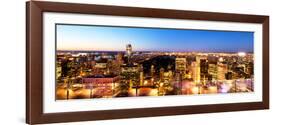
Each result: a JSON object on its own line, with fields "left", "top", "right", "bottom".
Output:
{"left": 56, "top": 44, "right": 254, "bottom": 100}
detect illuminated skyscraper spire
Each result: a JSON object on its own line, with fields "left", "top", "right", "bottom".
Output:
{"left": 126, "top": 44, "right": 132, "bottom": 57}
{"left": 126, "top": 44, "right": 132, "bottom": 63}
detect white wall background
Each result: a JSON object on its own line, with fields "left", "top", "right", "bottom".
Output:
{"left": 0, "top": 0, "right": 279, "bottom": 124}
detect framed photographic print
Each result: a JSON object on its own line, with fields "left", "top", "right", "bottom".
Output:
{"left": 26, "top": 1, "right": 269, "bottom": 124}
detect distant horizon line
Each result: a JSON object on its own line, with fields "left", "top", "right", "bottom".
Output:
{"left": 57, "top": 49, "right": 254, "bottom": 53}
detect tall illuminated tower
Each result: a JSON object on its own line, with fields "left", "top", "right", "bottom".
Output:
{"left": 175, "top": 57, "right": 187, "bottom": 77}
{"left": 126, "top": 44, "right": 132, "bottom": 57}
{"left": 126, "top": 44, "right": 133, "bottom": 63}
{"left": 139, "top": 65, "right": 144, "bottom": 86}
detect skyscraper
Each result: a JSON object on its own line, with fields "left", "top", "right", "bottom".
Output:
{"left": 126, "top": 44, "right": 133, "bottom": 64}
{"left": 139, "top": 65, "right": 144, "bottom": 86}
{"left": 208, "top": 63, "right": 218, "bottom": 80}
{"left": 126, "top": 44, "right": 132, "bottom": 57}
{"left": 175, "top": 57, "right": 187, "bottom": 77}
{"left": 217, "top": 63, "right": 228, "bottom": 80}
{"left": 200, "top": 59, "right": 209, "bottom": 84}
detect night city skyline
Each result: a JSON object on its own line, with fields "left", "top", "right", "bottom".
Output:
{"left": 56, "top": 24, "right": 254, "bottom": 53}
{"left": 56, "top": 24, "right": 254, "bottom": 100}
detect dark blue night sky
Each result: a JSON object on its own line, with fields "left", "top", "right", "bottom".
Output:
{"left": 57, "top": 24, "right": 254, "bottom": 53}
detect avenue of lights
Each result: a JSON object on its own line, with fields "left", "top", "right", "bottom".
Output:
{"left": 56, "top": 44, "right": 254, "bottom": 100}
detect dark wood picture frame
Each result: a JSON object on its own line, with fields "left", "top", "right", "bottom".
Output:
{"left": 26, "top": 1, "right": 269, "bottom": 124}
